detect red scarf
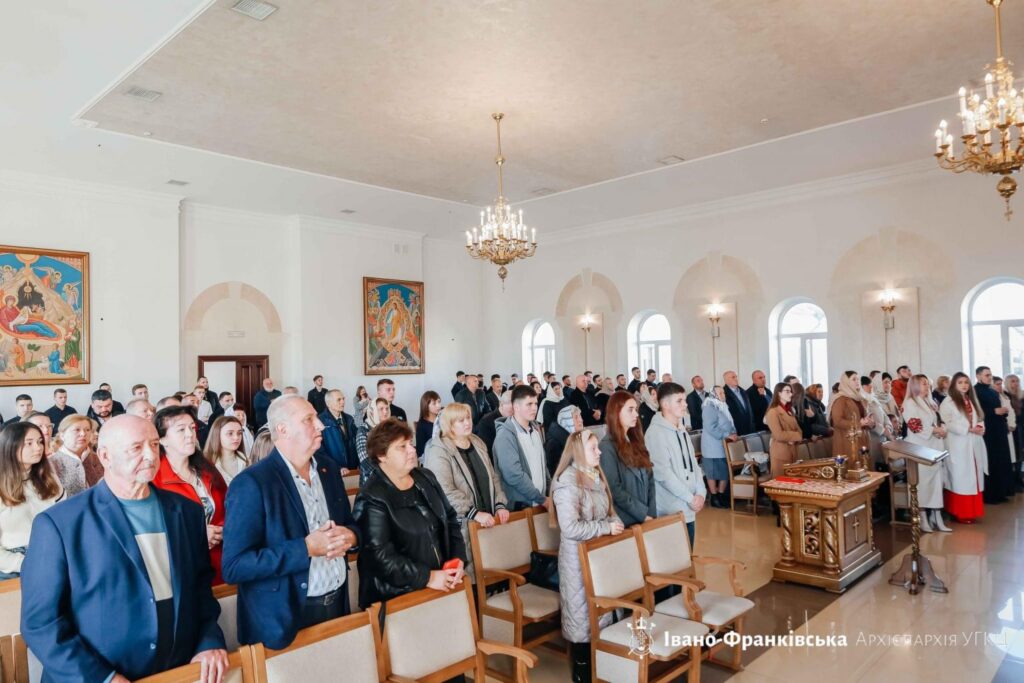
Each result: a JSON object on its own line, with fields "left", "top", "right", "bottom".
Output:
{"left": 782, "top": 402, "right": 793, "bottom": 415}
{"left": 963, "top": 398, "right": 973, "bottom": 418}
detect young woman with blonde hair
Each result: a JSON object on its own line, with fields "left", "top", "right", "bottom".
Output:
{"left": 552, "top": 429, "right": 624, "bottom": 683}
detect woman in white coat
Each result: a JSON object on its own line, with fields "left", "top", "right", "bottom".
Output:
{"left": 902, "top": 375, "right": 951, "bottom": 532}
{"left": 939, "top": 372, "right": 988, "bottom": 524}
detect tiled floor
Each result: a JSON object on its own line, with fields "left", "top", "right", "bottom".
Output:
{"left": 515, "top": 495, "right": 1024, "bottom": 682}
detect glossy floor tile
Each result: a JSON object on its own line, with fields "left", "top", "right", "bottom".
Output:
{"left": 484, "top": 495, "right": 1023, "bottom": 682}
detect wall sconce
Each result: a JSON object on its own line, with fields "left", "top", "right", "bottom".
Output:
{"left": 707, "top": 303, "right": 722, "bottom": 338}
{"left": 580, "top": 313, "right": 593, "bottom": 368}
{"left": 880, "top": 290, "right": 896, "bottom": 330}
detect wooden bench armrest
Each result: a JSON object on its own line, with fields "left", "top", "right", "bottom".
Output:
{"left": 590, "top": 596, "right": 650, "bottom": 618}
{"left": 482, "top": 568, "right": 526, "bottom": 585}
{"left": 692, "top": 556, "right": 746, "bottom": 596}
{"left": 645, "top": 573, "right": 703, "bottom": 621}
{"left": 388, "top": 676, "right": 418, "bottom": 683}
{"left": 477, "top": 639, "right": 539, "bottom": 667}
{"left": 532, "top": 548, "right": 558, "bottom": 557}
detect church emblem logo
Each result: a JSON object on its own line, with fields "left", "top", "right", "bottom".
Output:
{"left": 627, "top": 615, "right": 656, "bottom": 657}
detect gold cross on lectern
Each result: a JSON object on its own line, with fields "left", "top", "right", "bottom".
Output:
{"left": 851, "top": 516, "right": 862, "bottom": 543}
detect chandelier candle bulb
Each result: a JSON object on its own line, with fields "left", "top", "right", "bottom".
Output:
{"left": 987, "top": 72, "right": 996, "bottom": 99}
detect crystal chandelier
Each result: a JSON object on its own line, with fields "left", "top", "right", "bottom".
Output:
{"left": 934, "top": 0, "right": 1023, "bottom": 220}
{"left": 465, "top": 113, "right": 537, "bottom": 286}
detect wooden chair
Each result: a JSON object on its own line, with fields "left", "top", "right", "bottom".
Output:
{"left": 740, "top": 433, "right": 765, "bottom": 456}
{"left": 724, "top": 439, "right": 759, "bottom": 514}
{"left": 757, "top": 431, "right": 772, "bottom": 453}
{"left": 251, "top": 610, "right": 383, "bottom": 682}
{"left": 525, "top": 505, "right": 559, "bottom": 554}
{"left": 213, "top": 584, "right": 240, "bottom": 652}
{"left": 636, "top": 515, "right": 754, "bottom": 671}
{"left": 378, "top": 582, "right": 537, "bottom": 683}
{"left": 687, "top": 430, "right": 702, "bottom": 460}
{"left": 469, "top": 510, "right": 561, "bottom": 679}
{"left": 126, "top": 650, "right": 252, "bottom": 683}
{"left": 0, "top": 580, "right": 20, "bottom": 683}
{"left": 579, "top": 530, "right": 706, "bottom": 683}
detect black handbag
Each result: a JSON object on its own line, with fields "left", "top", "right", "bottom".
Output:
{"left": 525, "top": 551, "right": 559, "bottom": 591}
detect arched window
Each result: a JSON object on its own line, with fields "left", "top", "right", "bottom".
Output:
{"left": 964, "top": 279, "right": 1024, "bottom": 377}
{"left": 636, "top": 313, "right": 672, "bottom": 378}
{"left": 775, "top": 301, "right": 828, "bottom": 388}
{"left": 523, "top": 321, "right": 557, "bottom": 377}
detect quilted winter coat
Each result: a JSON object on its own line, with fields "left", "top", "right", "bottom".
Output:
{"left": 552, "top": 464, "right": 621, "bottom": 643}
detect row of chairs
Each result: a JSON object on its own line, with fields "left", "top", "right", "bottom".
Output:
{"left": 580, "top": 513, "right": 755, "bottom": 682}
{"left": 0, "top": 579, "right": 536, "bottom": 683}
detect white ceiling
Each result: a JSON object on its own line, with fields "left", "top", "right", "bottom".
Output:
{"left": 2, "top": 0, "right": 1021, "bottom": 236}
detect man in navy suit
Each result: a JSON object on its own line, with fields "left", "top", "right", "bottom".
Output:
{"left": 316, "top": 389, "right": 358, "bottom": 471}
{"left": 21, "top": 415, "right": 227, "bottom": 683}
{"left": 222, "top": 395, "right": 360, "bottom": 650}
{"left": 723, "top": 370, "right": 756, "bottom": 435}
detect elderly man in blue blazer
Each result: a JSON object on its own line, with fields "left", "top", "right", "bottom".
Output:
{"left": 21, "top": 415, "right": 227, "bottom": 683}
{"left": 316, "top": 389, "right": 358, "bottom": 470}
{"left": 222, "top": 395, "right": 360, "bottom": 650}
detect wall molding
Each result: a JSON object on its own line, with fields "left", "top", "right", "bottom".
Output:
{"left": 0, "top": 168, "right": 183, "bottom": 211}
{"left": 542, "top": 158, "right": 940, "bottom": 245}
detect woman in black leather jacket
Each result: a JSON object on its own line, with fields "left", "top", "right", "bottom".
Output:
{"left": 354, "top": 418, "right": 467, "bottom": 610}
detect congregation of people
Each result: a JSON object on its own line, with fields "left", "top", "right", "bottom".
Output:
{"left": 0, "top": 361, "right": 1021, "bottom": 682}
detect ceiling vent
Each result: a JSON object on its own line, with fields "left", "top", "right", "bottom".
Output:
{"left": 124, "top": 86, "right": 162, "bottom": 102}
{"left": 657, "top": 155, "right": 686, "bottom": 165}
{"left": 530, "top": 187, "right": 556, "bottom": 196}
{"left": 231, "top": 0, "right": 278, "bottom": 20}
{"left": 339, "top": 209, "right": 357, "bottom": 214}
{"left": 166, "top": 179, "right": 190, "bottom": 186}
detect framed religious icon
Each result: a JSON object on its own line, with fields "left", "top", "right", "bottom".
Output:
{"left": 0, "top": 245, "right": 89, "bottom": 386}
{"left": 363, "top": 277, "right": 424, "bottom": 375}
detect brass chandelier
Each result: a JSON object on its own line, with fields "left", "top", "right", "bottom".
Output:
{"left": 934, "top": 0, "right": 1023, "bottom": 220}
{"left": 465, "top": 113, "right": 537, "bottom": 286}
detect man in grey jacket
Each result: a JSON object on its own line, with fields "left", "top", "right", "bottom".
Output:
{"left": 492, "top": 385, "right": 550, "bottom": 511}
{"left": 644, "top": 382, "right": 706, "bottom": 548}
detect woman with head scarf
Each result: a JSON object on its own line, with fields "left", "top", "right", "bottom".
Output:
{"left": 700, "top": 386, "right": 736, "bottom": 508}
{"left": 828, "top": 371, "right": 874, "bottom": 458}
{"left": 539, "top": 382, "right": 567, "bottom": 432}
{"left": 356, "top": 397, "right": 391, "bottom": 485}
{"left": 546, "top": 405, "right": 582, "bottom": 476}
{"left": 637, "top": 382, "right": 660, "bottom": 432}
{"left": 903, "top": 374, "right": 951, "bottom": 532}
{"left": 873, "top": 374, "right": 902, "bottom": 435}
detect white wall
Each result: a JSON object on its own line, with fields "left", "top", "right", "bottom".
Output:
{"left": 0, "top": 172, "right": 181, "bottom": 414}
{"left": 479, "top": 165, "right": 1024, "bottom": 386}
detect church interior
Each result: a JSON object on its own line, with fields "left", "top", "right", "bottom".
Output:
{"left": 0, "top": 1, "right": 1023, "bottom": 682}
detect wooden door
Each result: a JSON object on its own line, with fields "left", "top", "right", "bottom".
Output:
{"left": 197, "top": 355, "right": 269, "bottom": 411}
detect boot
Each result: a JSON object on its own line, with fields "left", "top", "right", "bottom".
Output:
{"left": 918, "top": 509, "right": 933, "bottom": 533}
{"left": 932, "top": 509, "right": 953, "bottom": 533}
{"left": 570, "top": 642, "right": 592, "bottom": 683}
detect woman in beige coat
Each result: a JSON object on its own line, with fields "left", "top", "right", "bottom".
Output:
{"left": 828, "top": 371, "right": 874, "bottom": 458}
{"left": 423, "top": 402, "right": 509, "bottom": 581}
{"left": 765, "top": 383, "right": 805, "bottom": 478}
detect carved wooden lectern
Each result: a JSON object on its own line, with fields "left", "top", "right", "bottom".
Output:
{"left": 763, "top": 460, "right": 888, "bottom": 593}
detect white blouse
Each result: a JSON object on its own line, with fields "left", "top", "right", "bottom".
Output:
{"left": 0, "top": 479, "right": 65, "bottom": 574}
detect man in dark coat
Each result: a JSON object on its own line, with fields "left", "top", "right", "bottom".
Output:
{"left": 686, "top": 375, "right": 709, "bottom": 431}
{"left": 252, "top": 377, "right": 282, "bottom": 429}
{"left": 746, "top": 370, "right": 772, "bottom": 432}
{"left": 723, "top": 371, "right": 756, "bottom": 435}
{"left": 568, "top": 375, "right": 601, "bottom": 426}
{"left": 976, "top": 366, "right": 1014, "bottom": 503}
{"left": 454, "top": 374, "right": 490, "bottom": 425}
{"left": 317, "top": 390, "right": 358, "bottom": 470}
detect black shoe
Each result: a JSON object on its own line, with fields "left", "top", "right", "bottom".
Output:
{"left": 711, "top": 493, "right": 727, "bottom": 508}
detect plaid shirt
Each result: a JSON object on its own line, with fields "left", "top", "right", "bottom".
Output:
{"left": 280, "top": 454, "right": 346, "bottom": 597}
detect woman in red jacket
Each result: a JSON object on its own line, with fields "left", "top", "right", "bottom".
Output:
{"left": 153, "top": 405, "right": 228, "bottom": 584}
